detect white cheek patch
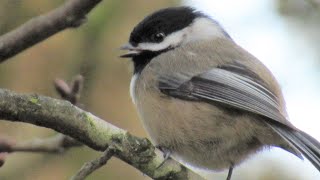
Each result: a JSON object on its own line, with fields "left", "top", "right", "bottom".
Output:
{"left": 185, "top": 17, "right": 226, "bottom": 42}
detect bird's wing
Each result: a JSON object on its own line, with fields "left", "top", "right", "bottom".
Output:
{"left": 159, "top": 63, "right": 290, "bottom": 126}
{"left": 159, "top": 63, "right": 320, "bottom": 171}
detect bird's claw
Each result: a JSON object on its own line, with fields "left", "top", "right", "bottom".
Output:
{"left": 156, "top": 145, "right": 171, "bottom": 169}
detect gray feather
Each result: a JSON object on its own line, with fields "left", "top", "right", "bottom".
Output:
{"left": 160, "top": 68, "right": 290, "bottom": 126}
{"left": 270, "top": 123, "right": 320, "bottom": 170}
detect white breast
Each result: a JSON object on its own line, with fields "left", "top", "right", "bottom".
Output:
{"left": 130, "top": 74, "right": 138, "bottom": 105}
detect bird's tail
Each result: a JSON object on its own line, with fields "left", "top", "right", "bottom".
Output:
{"left": 270, "top": 123, "right": 320, "bottom": 171}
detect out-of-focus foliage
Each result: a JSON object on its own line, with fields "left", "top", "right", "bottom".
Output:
{"left": 0, "top": 0, "right": 177, "bottom": 179}
{"left": 276, "top": 0, "right": 320, "bottom": 64}
{"left": 277, "top": 0, "right": 320, "bottom": 17}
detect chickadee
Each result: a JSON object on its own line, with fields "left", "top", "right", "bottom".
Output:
{"left": 121, "top": 6, "right": 320, "bottom": 179}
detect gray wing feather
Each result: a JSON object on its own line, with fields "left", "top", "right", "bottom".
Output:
{"left": 159, "top": 68, "right": 289, "bottom": 126}
{"left": 270, "top": 124, "right": 320, "bottom": 170}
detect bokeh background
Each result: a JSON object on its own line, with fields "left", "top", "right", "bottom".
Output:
{"left": 0, "top": 0, "right": 319, "bottom": 179}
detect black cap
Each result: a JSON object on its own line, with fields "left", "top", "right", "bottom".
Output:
{"left": 129, "top": 6, "right": 204, "bottom": 46}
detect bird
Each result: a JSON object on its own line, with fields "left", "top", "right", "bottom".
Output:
{"left": 120, "top": 6, "right": 320, "bottom": 179}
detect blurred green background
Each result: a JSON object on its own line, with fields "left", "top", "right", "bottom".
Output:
{"left": 0, "top": 0, "right": 320, "bottom": 180}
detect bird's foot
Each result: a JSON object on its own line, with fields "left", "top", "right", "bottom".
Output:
{"left": 156, "top": 145, "right": 171, "bottom": 169}
{"left": 226, "top": 165, "right": 234, "bottom": 180}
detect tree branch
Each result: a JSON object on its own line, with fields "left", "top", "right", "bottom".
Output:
{"left": 0, "top": 89, "right": 204, "bottom": 180}
{"left": 0, "top": 0, "right": 102, "bottom": 62}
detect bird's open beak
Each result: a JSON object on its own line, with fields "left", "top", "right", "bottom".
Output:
{"left": 120, "top": 43, "right": 142, "bottom": 58}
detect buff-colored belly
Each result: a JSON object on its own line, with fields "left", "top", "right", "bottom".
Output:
{"left": 135, "top": 91, "right": 274, "bottom": 170}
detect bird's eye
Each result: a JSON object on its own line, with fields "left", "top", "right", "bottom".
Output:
{"left": 152, "top": 32, "right": 165, "bottom": 42}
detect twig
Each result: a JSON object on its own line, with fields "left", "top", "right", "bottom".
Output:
{"left": 54, "top": 75, "right": 84, "bottom": 105}
{"left": 0, "top": 0, "right": 102, "bottom": 62}
{"left": 71, "top": 146, "right": 115, "bottom": 180}
{"left": 0, "top": 152, "right": 6, "bottom": 167}
{"left": 0, "top": 137, "right": 12, "bottom": 167}
{"left": 0, "top": 134, "right": 81, "bottom": 153}
{"left": 0, "top": 89, "right": 204, "bottom": 180}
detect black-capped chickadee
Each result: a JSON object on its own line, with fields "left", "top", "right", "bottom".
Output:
{"left": 121, "top": 6, "right": 320, "bottom": 179}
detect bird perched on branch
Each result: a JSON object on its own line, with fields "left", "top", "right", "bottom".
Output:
{"left": 121, "top": 6, "right": 320, "bottom": 179}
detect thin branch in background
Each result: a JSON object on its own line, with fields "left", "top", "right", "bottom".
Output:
{"left": 71, "top": 146, "right": 115, "bottom": 180}
{"left": 0, "top": 152, "right": 7, "bottom": 167}
{"left": 0, "top": 134, "right": 81, "bottom": 153}
{"left": 54, "top": 75, "right": 84, "bottom": 105}
{"left": 0, "top": 0, "right": 102, "bottom": 62}
{"left": 0, "top": 137, "right": 14, "bottom": 167}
